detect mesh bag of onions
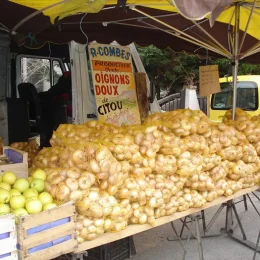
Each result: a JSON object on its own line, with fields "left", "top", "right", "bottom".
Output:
{"left": 31, "top": 108, "right": 260, "bottom": 243}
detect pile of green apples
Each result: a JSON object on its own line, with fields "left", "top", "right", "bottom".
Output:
{"left": 0, "top": 169, "right": 57, "bottom": 223}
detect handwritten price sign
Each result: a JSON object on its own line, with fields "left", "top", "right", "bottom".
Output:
{"left": 199, "top": 65, "right": 220, "bottom": 96}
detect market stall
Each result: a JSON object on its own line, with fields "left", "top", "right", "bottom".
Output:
{"left": 0, "top": 41, "right": 260, "bottom": 260}
{"left": 0, "top": 1, "right": 260, "bottom": 260}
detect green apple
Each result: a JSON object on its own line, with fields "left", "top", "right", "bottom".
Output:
{"left": 9, "top": 189, "right": 21, "bottom": 197}
{"left": 26, "top": 198, "right": 42, "bottom": 214}
{"left": 13, "top": 178, "right": 29, "bottom": 193}
{"left": 32, "top": 169, "right": 46, "bottom": 181}
{"left": 2, "top": 171, "right": 16, "bottom": 185}
{"left": 26, "top": 197, "right": 38, "bottom": 201}
{"left": 30, "top": 179, "right": 45, "bottom": 193}
{"left": 10, "top": 195, "right": 26, "bottom": 209}
{"left": 38, "top": 192, "right": 53, "bottom": 205}
{"left": 23, "top": 188, "right": 38, "bottom": 199}
{"left": 0, "top": 203, "right": 10, "bottom": 215}
{"left": 0, "top": 176, "right": 2, "bottom": 183}
{"left": 13, "top": 208, "right": 28, "bottom": 224}
{"left": 27, "top": 177, "right": 33, "bottom": 184}
{"left": 0, "top": 182, "right": 11, "bottom": 191}
{"left": 0, "top": 188, "right": 10, "bottom": 203}
{"left": 43, "top": 203, "right": 57, "bottom": 211}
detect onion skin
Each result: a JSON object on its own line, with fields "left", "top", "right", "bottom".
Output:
{"left": 56, "top": 184, "right": 70, "bottom": 201}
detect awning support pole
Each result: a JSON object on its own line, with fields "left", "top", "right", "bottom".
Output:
{"left": 138, "top": 20, "right": 229, "bottom": 57}
{"left": 232, "top": 3, "right": 240, "bottom": 120}
{"left": 238, "top": 0, "right": 257, "bottom": 54}
{"left": 191, "top": 20, "right": 230, "bottom": 55}
{"left": 12, "top": 0, "right": 69, "bottom": 34}
{"left": 241, "top": 44, "right": 260, "bottom": 59}
{"left": 131, "top": 6, "right": 232, "bottom": 58}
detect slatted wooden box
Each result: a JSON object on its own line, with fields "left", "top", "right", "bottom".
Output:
{"left": 16, "top": 201, "right": 78, "bottom": 260}
{"left": 0, "top": 214, "right": 18, "bottom": 260}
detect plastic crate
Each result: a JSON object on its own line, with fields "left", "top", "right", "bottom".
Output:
{"left": 84, "top": 245, "right": 109, "bottom": 260}
{"left": 0, "top": 214, "right": 18, "bottom": 260}
{"left": 17, "top": 201, "right": 78, "bottom": 260}
{"left": 84, "top": 236, "right": 136, "bottom": 260}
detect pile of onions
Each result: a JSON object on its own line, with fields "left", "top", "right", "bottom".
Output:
{"left": 50, "top": 124, "right": 92, "bottom": 147}
{"left": 223, "top": 108, "right": 260, "bottom": 156}
{"left": 153, "top": 154, "right": 177, "bottom": 175}
{"left": 50, "top": 122, "right": 121, "bottom": 147}
{"left": 75, "top": 188, "right": 131, "bottom": 242}
{"left": 177, "top": 189, "right": 207, "bottom": 209}
{"left": 206, "top": 124, "right": 247, "bottom": 154}
{"left": 185, "top": 172, "right": 215, "bottom": 192}
{"left": 84, "top": 120, "right": 121, "bottom": 133}
{"left": 182, "top": 134, "right": 209, "bottom": 154}
{"left": 102, "top": 133, "right": 141, "bottom": 162}
{"left": 227, "top": 160, "right": 260, "bottom": 188}
{"left": 76, "top": 188, "right": 131, "bottom": 220}
{"left": 176, "top": 152, "right": 203, "bottom": 178}
{"left": 215, "top": 179, "right": 243, "bottom": 197}
{"left": 144, "top": 109, "right": 211, "bottom": 137}
{"left": 10, "top": 139, "right": 40, "bottom": 167}
{"left": 146, "top": 174, "right": 187, "bottom": 195}
{"left": 159, "top": 133, "right": 187, "bottom": 157}
{"left": 10, "top": 141, "right": 29, "bottom": 150}
{"left": 125, "top": 125, "right": 162, "bottom": 158}
{"left": 223, "top": 108, "right": 251, "bottom": 123}
{"left": 33, "top": 147, "right": 64, "bottom": 168}
{"left": 209, "top": 162, "right": 229, "bottom": 182}
{"left": 119, "top": 174, "right": 189, "bottom": 224}
{"left": 34, "top": 143, "right": 127, "bottom": 194}
{"left": 202, "top": 154, "right": 222, "bottom": 171}
{"left": 44, "top": 167, "right": 96, "bottom": 202}
{"left": 31, "top": 108, "right": 260, "bottom": 243}
{"left": 76, "top": 214, "right": 128, "bottom": 242}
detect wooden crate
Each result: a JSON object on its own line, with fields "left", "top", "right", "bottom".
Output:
{"left": 17, "top": 201, "right": 78, "bottom": 260}
{"left": 0, "top": 146, "right": 28, "bottom": 178}
{"left": 0, "top": 214, "right": 18, "bottom": 260}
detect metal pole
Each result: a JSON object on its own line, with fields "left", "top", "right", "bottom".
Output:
{"left": 253, "top": 230, "right": 260, "bottom": 260}
{"left": 232, "top": 3, "right": 240, "bottom": 120}
{"left": 191, "top": 20, "right": 231, "bottom": 55}
{"left": 195, "top": 215, "right": 204, "bottom": 260}
{"left": 131, "top": 6, "right": 232, "bottom": 58}
{"left": 12, "top": 0, "right": 70, "bottom": 34}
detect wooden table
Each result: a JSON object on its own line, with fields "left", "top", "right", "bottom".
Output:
{"left": 75, "top": 185, "right": 260, "bottom": 253}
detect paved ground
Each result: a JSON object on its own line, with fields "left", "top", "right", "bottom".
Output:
{"left": 132, "top": 191, "right": 260, "bottom": 260}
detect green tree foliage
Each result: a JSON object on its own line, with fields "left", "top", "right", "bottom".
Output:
{"left": 137, "top": 45, "right": 260, "bottom": 99}
{"left": 213, "top": 58, "right": 260, "bottom": 77}
{"left": 137, "top": 46, "right": 203, "bottom": 98}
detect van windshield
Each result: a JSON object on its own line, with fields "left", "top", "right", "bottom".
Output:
{"left": 211, "top": 81, "right": 258, "bottom": 111}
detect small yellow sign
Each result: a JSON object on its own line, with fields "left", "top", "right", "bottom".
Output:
{"left": 199, "top": 65, "right": 220, "bottom": 96}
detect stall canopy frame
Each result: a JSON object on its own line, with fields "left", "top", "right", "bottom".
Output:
{"left": 4, "top": 1, "right": 260, "bottom": 120}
